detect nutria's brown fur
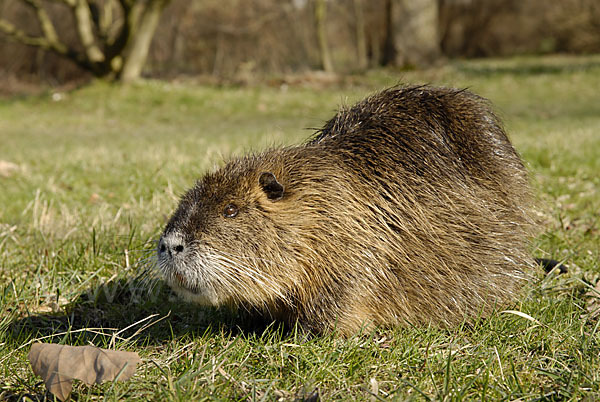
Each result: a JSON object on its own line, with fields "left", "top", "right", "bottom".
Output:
{"left": 157, "top": 85, "right": 536, "bottom": 335}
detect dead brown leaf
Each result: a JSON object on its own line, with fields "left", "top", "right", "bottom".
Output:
{"left": 28, "top": 343, "right": 141, "bottom": 401}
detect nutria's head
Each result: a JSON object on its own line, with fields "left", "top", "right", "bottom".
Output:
{"left": 157, "top": 153, "right": 303, "bottom": 310}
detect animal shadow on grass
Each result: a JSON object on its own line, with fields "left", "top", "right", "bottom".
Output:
{"left": 8, "top": 276, "right": 282, "bottom": 350}
{"left": 4, "top": 273, "right": 298, "bottom": 401}
{"left": 5, "top": 276, "right": 288, "bottom": 400}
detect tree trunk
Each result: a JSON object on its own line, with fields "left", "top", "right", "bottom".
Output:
{"left": 353, "top": 0, "right": 367, "bottom": 71}
{"left": 314, "top": 0, "right": 333, "bottom": 72}
{"left": 119, "top": 0, "right": 169, "bottom": 82}
{"left": 381, "top": 0, "right": 396, "bottom": 65}
{"left": 391, "top": 0, "right": 441, "bottom": 67}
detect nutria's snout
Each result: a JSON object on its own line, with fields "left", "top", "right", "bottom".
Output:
{"left": 157, "top": 231, "right": 186, "bottom": 260}
{"left": 156, "top": 231, "right": 192, "bottom": 290}
{"left": 156, "top": 229, "right": 224, "bottom": 306}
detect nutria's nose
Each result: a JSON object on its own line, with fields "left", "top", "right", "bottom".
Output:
{"left": 158, "top": 232, "right": 185, "bottom": 257}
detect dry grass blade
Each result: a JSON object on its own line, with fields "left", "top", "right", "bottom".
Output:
{"left": 500, "top": 310, "right": 541, "bottom": 325}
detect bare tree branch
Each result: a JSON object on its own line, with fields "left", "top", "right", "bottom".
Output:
{"left": 22, "top": 0, "right": 64, "bottom": 49}
{"left": 104, "top": 0, "right": 143, "bottom": 59}
{"left": 46, "top": 0, "right": 76, "bottom": 6}
{"left": 73, "top": 0, "right": 105, "bottom": 62}
{"left": 0, "top": 18, "right": 57, "bottom": 49}
{"left": 0, "top": 17, "right": 93, "bottom": 71}
{"left": 104, "top": 0, "right": 139, "bottom": 60}
{"left": 117, "top": 0, "right": 133, "bottom": 13}
{"left": 98, "top": 0, "right": 115, "bottom": 40}
{"left": 0, "top": 0, "right": 79, "bottom": 63}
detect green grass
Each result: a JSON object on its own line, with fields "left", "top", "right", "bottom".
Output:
{"left": 1, "top": 54, "right": 600, "bottom": 400}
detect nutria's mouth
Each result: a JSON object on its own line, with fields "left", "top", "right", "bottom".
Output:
{"left": 174, "top": 271, "right": 186, "bottom": 285}
{"left": 170, "top": 270, "right": 199, "bottom": 293}
{"left": 168, "top": 272, "right": 222, "bottom": 306}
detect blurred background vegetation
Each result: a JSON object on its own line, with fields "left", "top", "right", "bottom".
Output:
{"left": 1, "top": 0, "right": 599, "bottom": 92}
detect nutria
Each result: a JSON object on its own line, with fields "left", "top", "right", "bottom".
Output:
{"left": 157, "top": 85, "right": 536, "bottom": 335}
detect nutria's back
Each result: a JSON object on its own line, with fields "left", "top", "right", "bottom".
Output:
{"left": 157, "top": 85, "right": 536, "bottom": 335}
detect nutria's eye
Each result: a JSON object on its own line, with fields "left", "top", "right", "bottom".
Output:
{"left": 223, "top": 204, "right": 238, "bottom": 218}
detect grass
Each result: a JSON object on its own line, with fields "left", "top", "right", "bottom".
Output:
{"left": 1, "top": 53, "right": 600, "bottom": 400}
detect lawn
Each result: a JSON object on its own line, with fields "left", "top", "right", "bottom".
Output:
{"left": 1, "top": 54, "right": 599, "bottom": 400}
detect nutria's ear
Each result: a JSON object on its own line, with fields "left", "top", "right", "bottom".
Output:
{"left": 259, "top": 172, "right": 285, "bottom": 201}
